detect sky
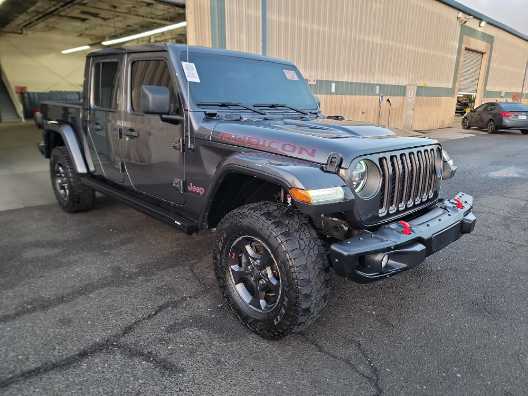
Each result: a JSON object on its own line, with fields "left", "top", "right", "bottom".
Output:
{"left": 458, "top": 0, "right": 528, "bottom": 35}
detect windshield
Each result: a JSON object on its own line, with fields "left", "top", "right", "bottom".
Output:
{"left": 500, "top": 103, "right": 528, "bottom": 111}
{"left": 180, "top": 52, "right": 318, "bottom": 111}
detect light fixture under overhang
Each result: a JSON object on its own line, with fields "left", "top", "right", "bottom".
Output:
{"left": 61, "top": 45, "right": 91, "bottom": 54}
{"left": 101, "top": 21, "right": 187, "bottom": 46}
{"left": 479, "top": 20, "right": 487, "bottom": 28}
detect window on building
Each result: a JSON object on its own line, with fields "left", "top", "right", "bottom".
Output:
{"left": 93, "top": 61, "right": 119, "bottom": 109}
{"left": 130, "top": 60, "right": 180, "bottom": 114}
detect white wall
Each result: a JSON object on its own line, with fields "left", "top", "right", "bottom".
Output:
{"left": 0, "top": 31, "right": 87, "bottom": 93}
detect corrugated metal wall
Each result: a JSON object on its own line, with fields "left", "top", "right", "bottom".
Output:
{"left": 186, "top": 0, "right": 211, "bottom": 47}
{"left": 185, "top": 0, "right": 528, "bottom": 129}
{"left": 225, "top": 0, "right": 261, "bottom": 54}
{"left": 486, "top": 24, "right": 528, "bottom": 94}
{"left": 267, "top": 0, "right": 458, "bottom": 87}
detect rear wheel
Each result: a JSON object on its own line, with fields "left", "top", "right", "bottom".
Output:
{"left": 521, "top": 130, "right": 528, "bottom": 135}
{"left": 462, "top": 117, "right": 470, "bottom": 129}
{"left": 214, "top": 202, "right": 331, "bottom": 339}
{"left": 487, "top": 120, "right": 497, "bottom": 134}
{"left": 50, "top": 146, "right": 95, "bottom": 212}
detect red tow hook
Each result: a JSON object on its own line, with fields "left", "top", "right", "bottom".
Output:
{"left": 399, "top": 220, "right": 413, "bottom": 235}
{"left": 454, "top": 196, "right": 464, "bottom": 209}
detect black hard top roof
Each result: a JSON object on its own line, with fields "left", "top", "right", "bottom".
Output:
{"left": 88, "top": 43, "right": 294, "bottom": 65}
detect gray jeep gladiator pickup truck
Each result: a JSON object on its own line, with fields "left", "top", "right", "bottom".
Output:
{"left": 38, "top": 44, "right": 476, "bottom": 339}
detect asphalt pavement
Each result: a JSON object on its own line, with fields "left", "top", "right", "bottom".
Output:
{"left": 0, "top": 128, "right": 527, "bottom": 395}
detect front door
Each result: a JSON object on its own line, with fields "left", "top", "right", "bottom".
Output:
{"left": 122, "top": 54, "right": 185, "bottom": 205}
{"left": 87, "top": 57, "right": 124, "bottom": 183}
{"left": 475, "top": 103, "right": 490, "bottom": 128}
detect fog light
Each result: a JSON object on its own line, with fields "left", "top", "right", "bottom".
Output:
{"left": 381, "top": 254, "right": 389, "bottom": 269}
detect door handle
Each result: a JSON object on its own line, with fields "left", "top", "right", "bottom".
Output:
{"left": 125, "top": 128, "right": 139, "bottom": 138}
{"left": 93, "top": 122, "right": 103, "bottom": 131}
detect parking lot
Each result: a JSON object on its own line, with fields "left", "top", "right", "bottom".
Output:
{"left": 0, "top": 124, "right": 527, "bottom": 395}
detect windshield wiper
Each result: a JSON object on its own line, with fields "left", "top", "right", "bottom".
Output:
{"left": 252, "top": 103, "right": 310, "bottom": 116}
{"left": 196, "top": 102, "right": 266, "bottom": 115}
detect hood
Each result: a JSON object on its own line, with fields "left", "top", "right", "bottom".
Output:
{"left": 210, "top": 117, "right": 437, "bottom": 167}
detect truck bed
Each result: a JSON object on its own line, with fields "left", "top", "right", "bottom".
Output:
{"left": 39, "top": 101, "right": 84, "bottom": 158}
{"left": 41, "top": 101, "right": 82, "bottom": 129}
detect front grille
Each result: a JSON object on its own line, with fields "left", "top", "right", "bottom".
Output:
{"left": 378, "top": 146, "right": 441, "bottom": 217}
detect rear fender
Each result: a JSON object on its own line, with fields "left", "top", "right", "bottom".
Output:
{"left": 44, "top": 122, "right": 88, "bottom": 174}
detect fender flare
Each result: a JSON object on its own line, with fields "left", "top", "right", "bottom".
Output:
{"left": 44, "top": 122, "right": 88, "bottom": 174}
{"left": 201, "top": 151, "right": 348, "bottom": 225}
{"left": 212, "top": 151, "right": 345, "bottom": 191}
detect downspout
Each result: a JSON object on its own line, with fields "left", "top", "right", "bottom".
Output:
{"left": 521, "top": 61, "right": 528, "bottom": 102}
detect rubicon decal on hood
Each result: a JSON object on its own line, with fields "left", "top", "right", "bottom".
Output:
{"left": 217, "top": 132, "right": 317, "bottom": 158}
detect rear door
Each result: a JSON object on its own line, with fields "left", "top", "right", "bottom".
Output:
{"left": 122, "top": 53, "right": 185, "bottom": 205}
{"left": 87, "top": 56, "right": 124, "bottom": 183}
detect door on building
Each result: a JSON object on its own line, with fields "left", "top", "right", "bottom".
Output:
{"left": 456, "top": 49, "right": 484, "bottom": 114}
{"left": 86, "top": 56, "right": 124, "bottom": 183}
{"left": 122, "top": 54, "right": 185, "bottom": 205}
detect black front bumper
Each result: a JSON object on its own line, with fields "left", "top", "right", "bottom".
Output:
{"left": 329, "top": 192, "right": 476, "bottom": 283}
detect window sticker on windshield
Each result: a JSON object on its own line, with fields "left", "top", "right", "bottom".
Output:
{"left": 181, "top": 61, "right": 200, "bottom": 83}
{"left": 283, "top": 69, "right": 299, "bottom": 80}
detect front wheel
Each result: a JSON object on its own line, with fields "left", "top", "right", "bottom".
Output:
{"left": 214, "top": 202, "right": 331, "bottom": 339}
{"left": 50, "top": 146, "right": 95, "bottom": 212}
{"left": 521, "top": 130, "right": 528, "bottom": 135}
{"left": 462, "top": 117, "right": 470, "bottom": 129}
{"left": 487, "top": 120, "right": 497, "bottom": 134}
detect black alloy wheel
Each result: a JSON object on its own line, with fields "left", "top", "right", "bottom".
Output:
{"left": 227, "top": 236, "right": 282, "bottom": 313}
{"left": 53, "top": 161, "right": 70, "bottom": 202}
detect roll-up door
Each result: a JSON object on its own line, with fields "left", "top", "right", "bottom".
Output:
{"left": 458, "top": 49, "right": 483, "bottom": 94}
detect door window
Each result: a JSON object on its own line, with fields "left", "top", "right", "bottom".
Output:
{"left": 130, "top": 60, "right": 180, "bottom": 114}
{"left": 474, "top": 104, "right": 487, "bottom": 113}
{"left": 92, "top": 61, "right": 119, "bottom": 109}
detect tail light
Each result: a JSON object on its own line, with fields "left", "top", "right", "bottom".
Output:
{"left": 500, "top": 111, "right": 513, "bottom": 118}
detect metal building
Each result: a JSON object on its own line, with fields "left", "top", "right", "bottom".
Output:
{"left": 186, "top": 0, "right": 528, "bottom": 130}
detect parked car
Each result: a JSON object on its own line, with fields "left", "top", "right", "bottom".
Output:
{"left": 462, "top": 102, "right": 528, "bottom": 134}
{"left": 38, "top": 44, "right": 475, "bottom": 339}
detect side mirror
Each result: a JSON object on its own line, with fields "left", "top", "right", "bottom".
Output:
{"left": 141, "top": 85, "right": 170, "bottom": 114}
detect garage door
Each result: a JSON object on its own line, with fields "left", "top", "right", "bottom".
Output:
{"left": 458, "top": 49, "right": 483, "bottom": 94}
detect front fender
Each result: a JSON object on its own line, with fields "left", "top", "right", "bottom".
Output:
{"left": 216, "top": 151, "right": 346, "bottom": 191}
{"left": 203, "top": 151, "right": 355, "bottom": 227}
{"left": 44, "top": 122, "right": 88, "bottom": 174}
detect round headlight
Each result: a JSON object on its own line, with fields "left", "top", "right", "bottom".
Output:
{"left": 350, "top": 160, "right": 368, "bottom": 192}
{"left": 339, "top": 159, "right": 381, "bottom": 199}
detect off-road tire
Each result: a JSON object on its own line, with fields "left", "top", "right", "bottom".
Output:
{"left": 487, "top": 120, "right": 497, "bottom": 134}
{"left": 462, "top": 117, "right": 470, "bottom": 129}
{"left": 214, "top": 201, "right": 332, "bottom": 339}
{"left": 521, "top": 130, "right": 528, "bottom": 135}
{"left": 50, "top": 146, "right": 95, "bottom": 212}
